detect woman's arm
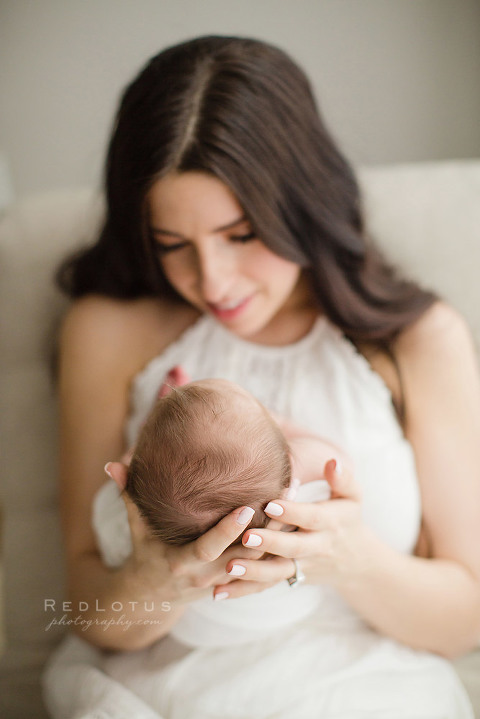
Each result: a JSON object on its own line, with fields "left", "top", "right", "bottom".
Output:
{"left": 58, "top": 296, "right": 259, "bottom": 650}
{"left": 58, "top": 295, "right": 183, "bottom": 649}
{"left": 356, "top": 302, "right": 480, "bottom": 653}
{"left": 219, "top": 302, "right": 480, "bottom": 658}
{"left": 330, "top": 303, "right": 480, "bottom": 656}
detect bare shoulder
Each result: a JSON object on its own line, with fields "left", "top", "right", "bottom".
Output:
{"left": 392, "top": 300, "right": 480, "bottom": 423}
{"left": 61, "top": 294, "right": 200, "bottom": 375}
{"left": 58, "top": 295, "right": 200, "bottom": 557}
{"left": 394, "top": 300, "right": 475, "bottom": 358}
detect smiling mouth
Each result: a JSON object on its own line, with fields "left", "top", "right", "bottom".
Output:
{"left": 207, "top": 295, "right": 253, "bottom": 319}
{"left": 214, "top": 298, "right": 245, "bottom": 310}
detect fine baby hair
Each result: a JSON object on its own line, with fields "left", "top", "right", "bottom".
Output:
{"left": 126, "top": 377, "right": 291, "bottom": 545}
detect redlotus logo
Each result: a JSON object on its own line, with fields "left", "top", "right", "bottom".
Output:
{"left": 43, "top": 599, "right": 172, "bottom": 633}
{"left": 44, "top": 599, "right": 171, "bottom": 613}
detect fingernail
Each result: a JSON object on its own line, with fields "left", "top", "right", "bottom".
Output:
{"left": 236, "top": 506, "right": 255, "bottom": 525}
{"left": 265, "top": 502, "right": 284, "bottom": 517}
{"left": 244, "top": 534, "right": 262, "bottom": 547}
{"left": 228, "top": 565, "right": 246, "bottom": 576}
{"left": 214, "top": 591, "right": 229, "bottom": 601}
{"left": 334, "top": 459, "right": 343, "bottom": 475}
{"left": 104, "top": 463, "right": 113, "bottom": 478}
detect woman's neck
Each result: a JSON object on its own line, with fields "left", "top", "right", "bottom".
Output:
{"left": 247, "top": 274, "right": 320, "bottom": 346}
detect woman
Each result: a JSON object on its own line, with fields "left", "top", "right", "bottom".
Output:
{"left": 44, "top": 36, "right": 480, "bottom": 717}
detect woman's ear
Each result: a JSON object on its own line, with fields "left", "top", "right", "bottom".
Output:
{"left": 104, "top": 461, "right": 128, "bottom": 490}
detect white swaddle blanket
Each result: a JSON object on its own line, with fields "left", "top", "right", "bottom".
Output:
{"left": 92, "top": 477, "right": 331, "bottom": 647}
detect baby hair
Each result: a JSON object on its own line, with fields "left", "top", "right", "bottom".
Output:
{"left": 126, "top": 382, "right": 291, "bottom": 545}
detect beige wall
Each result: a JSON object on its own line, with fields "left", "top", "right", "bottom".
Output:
{"left": 1, "top": 0, "right": 479, "bottom": 199}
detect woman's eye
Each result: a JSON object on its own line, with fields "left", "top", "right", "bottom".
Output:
{"left": 230, "top": 232, "right": 257, "bottom": 243}
{"left": 155, "top": 241, "right": 188, "bottom": 256}
{"left": 154, "top": 231, "right": 256, "bottom": 256}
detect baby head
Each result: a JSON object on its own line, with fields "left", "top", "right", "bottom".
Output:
{"left": 126, "top": 378, "right": 291, "bottom": 545}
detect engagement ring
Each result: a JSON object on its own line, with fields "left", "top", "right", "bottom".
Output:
{"left": 287, "top": 558, "right": 305, "bottom": 588}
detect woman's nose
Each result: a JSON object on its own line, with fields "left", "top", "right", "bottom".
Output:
{"left": 196, "top": 247, "right": 234, "bottom": 303}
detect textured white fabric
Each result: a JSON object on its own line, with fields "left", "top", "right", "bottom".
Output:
{"left": 45, "top": 312, "right": 474, "bottom": 718}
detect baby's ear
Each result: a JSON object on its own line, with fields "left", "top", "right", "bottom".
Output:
{"left": 104, "top": 461, "right": 128, "bottom": 490}
{"left": 282, "top": 476, "right": 300, "bottom": 500}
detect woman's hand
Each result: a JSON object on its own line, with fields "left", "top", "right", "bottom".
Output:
{"left": 214, "top": 459, "right": 366, "bottom": 600}
{"left": 125, "top": 494, "right": 266, "bottom": 604}
{"left": 164, "top": 506, "right": 267, "bottom": 603}
{"left": 107, "top": 460, "right": 264, "bottom": 604}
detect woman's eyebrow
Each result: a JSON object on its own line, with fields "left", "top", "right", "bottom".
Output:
{"left": 151, "top": 215, "right": 248, "bottom": 239}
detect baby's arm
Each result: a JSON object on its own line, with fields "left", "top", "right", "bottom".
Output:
{"left": 289, "top": 436, "right": 351, "bottom": 486}
{"left": 270, "top": 412, "right": 353, "bottom": 486}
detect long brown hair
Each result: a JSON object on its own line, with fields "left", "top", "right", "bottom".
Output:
{"left": 56, "top": 35, "right": 436, "bottom": 342}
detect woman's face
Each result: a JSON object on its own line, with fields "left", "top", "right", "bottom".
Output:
{"left": 147, "top": 171, "right": 307, "bottom": 341}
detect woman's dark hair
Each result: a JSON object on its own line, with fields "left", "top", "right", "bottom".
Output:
{"left": 56, "top": 35, "right": 436, "bottom": 342}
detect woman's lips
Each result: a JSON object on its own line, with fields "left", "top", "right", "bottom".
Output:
{"left": 207, "top": 295, "right": 253, "bottom": 321}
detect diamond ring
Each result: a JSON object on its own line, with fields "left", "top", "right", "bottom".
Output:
{"left": 287, "top": 558, "right": 305, "bottom": 588}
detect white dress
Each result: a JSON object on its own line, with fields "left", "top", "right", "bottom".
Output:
{"left": 43, "top": 313, "right": 474, "bottom": 719}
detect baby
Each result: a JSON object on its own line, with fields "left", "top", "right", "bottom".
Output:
{"left": 126, "top": 367, "right": 293, "bottom": 546}
{"left": 96, "top": 366, "right": 335, "bottom": 649}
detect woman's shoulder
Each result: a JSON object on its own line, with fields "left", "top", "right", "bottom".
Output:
{"left": 394, "top": 300, "right": 475, "bottom": 365}
{"left": 393, "top": 300, "right": 479, "bottom": 420}
{"left": 357, "top": 302, "right": 476, "bottom": 423}
{"left": 60, "top": 294, "right": 200, "bottom": 375}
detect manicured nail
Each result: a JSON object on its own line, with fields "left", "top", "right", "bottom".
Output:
{"left": 214, "top": 591, "right": 229, "bottom": 601}
{"left": 236, "top": 506, "right": 255, "bottom": 525}
{"left": 228, "top": 565, "right": 246, "bottom": 576}
{"left": 334, "top": 458, "right": 343, "bottom": 475}
{"left": 244, "top": 534, "right": 262, "bottom": 547}
{"left": 104, "top": 463, "right": 113, "bottom": 478}
{"left": 265, "top": 502, "right": 284, "bottom": 517}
